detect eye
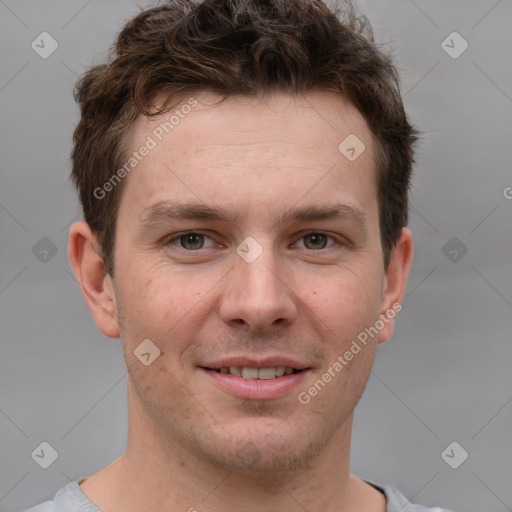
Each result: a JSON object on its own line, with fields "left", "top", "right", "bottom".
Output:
{"left": 294, "top": 232, "right": 339, "bottom": 250}
{"left": 166, "top": 232, "right": 216, "bottom": 250}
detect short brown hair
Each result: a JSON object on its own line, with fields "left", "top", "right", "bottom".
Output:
{"left": 71, "top": 0, "right": 418, "bottom": 275}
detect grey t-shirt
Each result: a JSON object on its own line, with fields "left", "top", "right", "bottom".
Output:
{"left": 24, "top": 480, "right": 451, "bottom": 512}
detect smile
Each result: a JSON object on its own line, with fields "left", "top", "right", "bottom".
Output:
{"left": 206, "top": 366, "right": 300, "bottom": 379}
{"left": 200, "top": 364, "right": 310, "bottom": 400}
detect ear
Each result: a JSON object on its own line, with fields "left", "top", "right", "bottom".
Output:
{"left": 377, "top": 227, "right": 413, "bottom": 344}
{"left": 68, "top": 221, "right": 120, "bottom": 338}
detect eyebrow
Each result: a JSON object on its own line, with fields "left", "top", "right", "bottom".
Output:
{"left": 139, "top": 200, "right": 369, "bottom": 232}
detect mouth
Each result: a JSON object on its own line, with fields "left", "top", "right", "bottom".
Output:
{"left": 199, "top": 360, "right": 311, "bottom": 400}
{"left": 202, "top": 366, "right": 303, "bottom": 379}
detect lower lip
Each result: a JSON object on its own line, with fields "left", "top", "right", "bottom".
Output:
{"left": 200, "top": 368, "right": 309, "bottom": 400}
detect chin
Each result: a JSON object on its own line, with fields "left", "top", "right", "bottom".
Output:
{"left": 194, "top": 415, "right": 332, "bottom": 474}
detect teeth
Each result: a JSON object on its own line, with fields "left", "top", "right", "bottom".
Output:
{"left": 229, "top": 366, "right": 242, "bottom": 376}
{"left": 219, "top": 366, "right": 297, "bottom": 379}
{"left": 258, "top": 367, "right": 276, "bottom": 380}
{"left": 241, "top": 367, "right": 259, "bottom": 379}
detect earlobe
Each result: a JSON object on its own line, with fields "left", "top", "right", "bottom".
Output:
{"left": 68, "top": 221, "right": 120, "bottom": 339}
{"left": 377, "top": 227, "right": 414, "bottom": 344}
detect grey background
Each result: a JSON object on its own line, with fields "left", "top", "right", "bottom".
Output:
{"left": 1, "top": 1, "right": 511, "bottom": 511}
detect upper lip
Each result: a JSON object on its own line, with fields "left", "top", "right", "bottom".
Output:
{"left": 200, "top": 356, "right": 311, "bottom": 370}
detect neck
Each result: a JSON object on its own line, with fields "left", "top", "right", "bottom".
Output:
{"left": 79, "top": 383, "right": 385, "bottom": 512}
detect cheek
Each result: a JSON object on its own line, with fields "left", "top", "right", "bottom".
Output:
{"left": 297, "top": 278, "right": 381, "bottom": 416}
{"left": 303, "top": 264, "right": 383, "bottom": 338}
{"left": 119, "top": 260, "right": 191, "bottom": 321}
{"left": 115, "top": 261, "right": 217, "bottom": 366}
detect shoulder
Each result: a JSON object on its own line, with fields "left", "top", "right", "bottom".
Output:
{"left": 23, "top": 502, "right": 54, "bottom": 512}
{"left": 23, "top": 480, "right": 101, "bottom": 512}
{"left": 363, "top": 479, "right": 452, "bottom": 512}
{"left": 381, "top": 485, "right": 453, "bottom": 512}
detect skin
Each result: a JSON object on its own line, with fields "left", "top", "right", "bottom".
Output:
{"left": 69, "top": 90, "right": 413, "bottom": 512}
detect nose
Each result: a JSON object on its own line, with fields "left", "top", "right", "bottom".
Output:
{"left": 219, "top": 243, "right": 298, "bottom": 334}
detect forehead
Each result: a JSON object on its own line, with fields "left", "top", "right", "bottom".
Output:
{"left": 119, "top": 90, "right": 378, "bottom": 229}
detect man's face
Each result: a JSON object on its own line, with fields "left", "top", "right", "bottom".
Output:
{"left": 110, "top": 90, "right": 395, "bottom": 471}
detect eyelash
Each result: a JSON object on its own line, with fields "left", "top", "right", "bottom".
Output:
{"left": 164, "top": 231, "right": 342, "bottom": 252}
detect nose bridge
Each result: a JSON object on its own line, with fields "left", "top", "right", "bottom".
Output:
{"left": 220, "top": 238, "right": 297, "bottom": 331}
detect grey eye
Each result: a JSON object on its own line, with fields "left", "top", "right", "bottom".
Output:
{"left": 179, "top": 233, "right": 205, "bottom": 250}
{"left": 302, "top": 233, "right": 329, "bottom": 250}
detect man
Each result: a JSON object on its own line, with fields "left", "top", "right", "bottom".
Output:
{"left": 26, "top": 0, "right": 451, "bottom": 510}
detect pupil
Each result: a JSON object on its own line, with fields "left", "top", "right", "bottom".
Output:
{"left": 181, "top": 234, "right": 203, "bottom": 250}
{"left": 305, "top": 233, "right": 327, "bottom": 249}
